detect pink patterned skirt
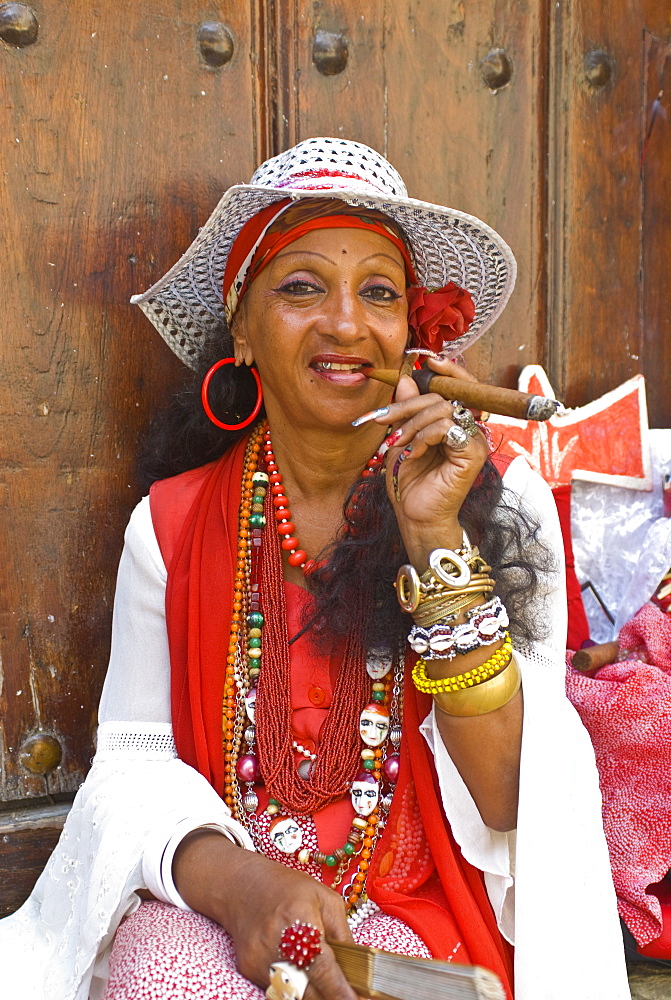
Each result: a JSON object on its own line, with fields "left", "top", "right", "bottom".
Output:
{"left": 103, "top": 901, "right": 440, "bottom": 999}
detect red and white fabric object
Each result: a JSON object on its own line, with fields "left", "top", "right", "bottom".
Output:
{"left": 486, "top": 365, "right": 652, "bottom": 491}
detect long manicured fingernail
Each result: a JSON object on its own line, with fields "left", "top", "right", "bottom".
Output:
{"left": 392, "top": 446, "right": 413, "bottom": 502}
{"left": 376, "top": 428, "right": 403, "bottom": 459}
{"left": 351, "top": 406, "right": 390, "bottom": 427}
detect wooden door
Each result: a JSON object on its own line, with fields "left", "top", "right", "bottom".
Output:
{"left": 0, "top": 0, "right": 260, "bottom": 913}
{"left": 1, "top": 0, "right": 669, "bottom": 913}
{"left": 547, "top": 0, "right": 671, "bottom": 424}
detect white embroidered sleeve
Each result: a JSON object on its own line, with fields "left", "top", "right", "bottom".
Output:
{"left": 420, "top": 457, "right": 629, "bottom": 998}
{"left": 0, "top": 499, "right": 249, "bottom": 1000}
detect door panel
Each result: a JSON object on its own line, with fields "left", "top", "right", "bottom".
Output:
{"left": 0, "top": 1, "right": 259, "bottom": 803}
{"left": 641, "top": 30, "right": 671, "bottom": 424}
{"left": 2, "top": 0, "right": 669, "bottom": 915}
{"left": 547, "top": 1, "right": 671, "bottom": 425}
{"left": 271, "top": 0, "right": 548, "bottom": 387}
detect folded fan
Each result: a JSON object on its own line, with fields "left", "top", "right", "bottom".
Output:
{"left": 329, "top": 940, "right": 506, "bottom": 1000}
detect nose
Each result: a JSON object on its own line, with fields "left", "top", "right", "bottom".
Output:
{"left": 317, "top": 282, "right": 367, "bottom": 343}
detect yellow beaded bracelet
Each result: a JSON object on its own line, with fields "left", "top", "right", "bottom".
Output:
{"left": 412, "top": 634, "right": 513, "bottom": 694}
{"left": 432, "top": 654, "right": 522, "bottom": 717}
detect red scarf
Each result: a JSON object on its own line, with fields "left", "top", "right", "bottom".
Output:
{"left": 150, "top": 435, "right": 514, "bottom": 996}
{"left": 222, "top": 199, "right": 418, "bottom": 316}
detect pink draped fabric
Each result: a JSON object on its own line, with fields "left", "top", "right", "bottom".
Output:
{"left": 566, "top": 603, "right": 671, "bottom": 946}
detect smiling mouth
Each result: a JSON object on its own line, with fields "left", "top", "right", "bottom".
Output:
{"left": 313, "top": 361, "right": 366, "bottom": 372}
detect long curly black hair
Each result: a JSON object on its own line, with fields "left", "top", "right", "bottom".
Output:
{"left": 139, "top": 330, "right": 553, "bottom": 654}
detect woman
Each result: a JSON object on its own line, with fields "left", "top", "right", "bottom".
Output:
{"left": 0, "top": 138, "right": 629, "bottom": 1000}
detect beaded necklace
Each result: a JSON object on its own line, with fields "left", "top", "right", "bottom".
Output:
{"left": 222, "top": 422, "right": 403, "bottom": 913}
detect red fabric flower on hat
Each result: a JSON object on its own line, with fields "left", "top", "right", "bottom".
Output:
{"left": 407, "top": 282, "right": 476, "bottom": 354}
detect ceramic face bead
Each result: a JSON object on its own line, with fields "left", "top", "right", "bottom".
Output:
{"left": 267, "top": 963, "right": 308, "bottom": 1000}
{"left": 366, "top": 650, "right": 392, "bottom": 681}
{"left": 269, "top": 816, "right": 303, "bottom": 855}
{"left": 351, "top": 772, "right": 380, "bottom": 817}
{"left": 359, "top": 703, "right": 390, "bottom": 748}
{"left": 245, "top": 686, "right": 257, "bottom": 723}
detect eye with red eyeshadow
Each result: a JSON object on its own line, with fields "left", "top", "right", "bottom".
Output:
{"left": 274, "top": 277, "right": 402, "bottom": 303}
{"left": 274, "top": 278, "right": 325, "bottom": 296}
{"left": 361, "top": 282, "right": 402, "bottom": 303}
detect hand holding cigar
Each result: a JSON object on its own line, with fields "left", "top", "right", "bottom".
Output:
{"left": 363, "top": 360, "right": 561, "bottom": 421}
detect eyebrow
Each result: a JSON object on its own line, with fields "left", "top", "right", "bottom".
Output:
{"left": 273, "top": 249, "right": 405, "bottom": 272}
{"left": 274, "top": 250, "right": 336, "bottom": 265}
{"left": 360, "top": 252, "right": 405, "bottom": 272}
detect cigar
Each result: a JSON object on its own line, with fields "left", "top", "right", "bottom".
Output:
{"left": 363, "top": 367, "right": 561, "bottom": 421}
{"left": 571, "top": 641, "right": 620, "bottom": 673}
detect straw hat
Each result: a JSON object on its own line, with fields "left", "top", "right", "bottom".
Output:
{"left": 131, "top": 137, "right": 517, "bottom": 369}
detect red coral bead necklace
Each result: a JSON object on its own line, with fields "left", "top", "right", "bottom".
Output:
{"left": 262, "top": 427, "right": 383, "bottom": 574}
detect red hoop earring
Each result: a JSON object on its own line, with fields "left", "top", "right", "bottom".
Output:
{"left": 201, "top": 358, "right": 263, "bottom": 430}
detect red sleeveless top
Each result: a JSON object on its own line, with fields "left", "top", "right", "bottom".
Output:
{"left": 150, "top": 436, "right": 514, "bottom": 995}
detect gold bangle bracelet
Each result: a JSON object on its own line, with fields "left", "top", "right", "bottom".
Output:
{"left": 432, "top": 654, "right": 522, "bottom": 717}
{"left": 413, "top": 601, "right": 494, "bottom": 628}
{"left": 411, "top": 592, "right": 484, "bottom": 624}
{"left": 420, "top": 577, "right": 495, "bottom": 598}
{"left": 419, "top": 563, "right": 492, "bottom": 592}
{"left": 413, "top": 583, "right": 494, "bottom": 606}
{"left": 412, "top": 589, "right": 495, "bottom": 626}
{"left": 395, "top": 544, "right": 493, "bottom": 614}
{"left": 418, "top": 575, "right": 495, "bottom": 600}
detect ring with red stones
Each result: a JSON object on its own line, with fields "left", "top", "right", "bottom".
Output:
{"left": 278, "top": 920, "right": 322, "bottom": 969}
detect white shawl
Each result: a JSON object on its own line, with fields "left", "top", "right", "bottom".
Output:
{"left": 0, "top": 458, "right": 630, "bottom": 999}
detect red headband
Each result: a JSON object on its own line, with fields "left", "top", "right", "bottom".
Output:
{"left": 223, "top": 200, "right": 418, "bottom": 322}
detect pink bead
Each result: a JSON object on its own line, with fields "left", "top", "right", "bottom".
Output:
{"left": 382, "top": 754, "right": 400, "bottom": 783}
{"left": 236, "top": 753, "right": 260, "bottom": 783}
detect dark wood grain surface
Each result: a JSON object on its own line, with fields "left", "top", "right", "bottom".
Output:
{"left": 1, "top": 0, "right": 670, "bottom": 915}
{"left": 0, "top": 802, "right": 70, "bottom": 916}
{"left": 547, "top": 1, "right": 670, "bottom": 426}
{"left": 0, "top": 0, "right": 259, "bottom": 803}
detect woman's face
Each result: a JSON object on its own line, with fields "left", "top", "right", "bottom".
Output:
{"left": 232, "top": 226, "right": 409, "bottom": 431}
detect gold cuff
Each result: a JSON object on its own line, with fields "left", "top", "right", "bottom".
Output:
{"left": 411, "top": 586, "right": 494, "bottom": 627}
{"left": 411, "top": 592, "right": 484, "bottom": 626}
{"left": 432, "top": 654, "right": 522, "bottom": 717}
